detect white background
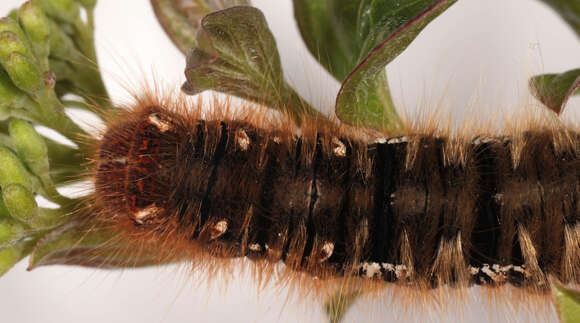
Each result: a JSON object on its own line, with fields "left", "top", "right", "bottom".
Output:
{"left": 0, "top": 0, "right": 580, "bottom": 322}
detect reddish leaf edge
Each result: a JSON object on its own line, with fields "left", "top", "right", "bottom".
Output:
{"left": 559, "top": 76, "right": 580, "bottom": 115}
{"left": 335, "top": 0, "right": 456, "bottom": 127}
{"left": 530, "top": 75, "right": 580, "bottom": 115}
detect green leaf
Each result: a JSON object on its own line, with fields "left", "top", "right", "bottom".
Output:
{"left": 150, "top": 0, "right": 250, "bottom": 55}
{"left": 292, "top": 0, "right": 365, "bottom": 82}
{"left": 530, "top": 68, "right": 580, "bottom": 114}
{"left": 0, "top": 238, "right": 35, "bottom": 276}
{"left": 183, "top": 6, "right": 319, "bottom": 123}
{"left": 334, "top": 0, "right": 457, "bottom": 131}
{"left": 553, "top": 281, "right": 580, "bottom": 323}
{"left": 0, "top": 216, "right": 28, "bottom": 247}
{"left": 538, "top": 0, "right": 580, "bottom": 38}
{"left": 29, "top": 221, "right": 177, "bottom": 269}
{"left": 529, "top": 1, "right": 579, "bottom": 115}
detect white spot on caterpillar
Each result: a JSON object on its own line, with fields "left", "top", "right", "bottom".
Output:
{"left": 492, "top": 264, "right": 513, "bottom": 274}
{"left": 210, "top": 219, "right": 229, "bottom": 240}
{"left": 147, "top": 113, "right": 172, "bottom": 132}
{"left": 387, "top": 136, "right": 408, "bottom": 144}
{"left": 319, "top": 241, "right": 334, "bottom": 263}
{"left": 481, "top": 264, "right": 503, "bottom": 283}
{"left": 362, "top": 262, "right": 381, "bottom": 278}
{"left": 133, "top": 204, "right": 163, "bottom": 224}
{"left": 236, "top": 129, "right": 250, "bottom": 151}
{"left": 272, "top": 136, "right": 281, "bottom": 144}
{"left": 395, "top": 265, "right": 408, "bottom": 279}
{"left": 331, "top": 137, "right": 346, "bottom": 157}
{"left": 249, "top": 243, "right": 262, "bottom": 252}
{"left": 469, "top": 266, "right": 479, "bottom": 275}
{"left": 513, "top": 265, "right": 527, "bottom": 276}
{"left": 472, "top": 136, "right": 498, "bottom": 145}
{"left": 382, "top": 263, "right": 395, "bottom": 271}
{"left": 374, "top": 137, "right": 387, "bottom": 144}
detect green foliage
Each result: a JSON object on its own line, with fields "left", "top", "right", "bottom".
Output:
{"left": 150, "top": 0, "right": 251, "bottom": 54}
{"left": 0, "top": 146, "right": 34, "bottom": 191}
{"left": 3, "top": 183, "right": 38, "bottom": 223}
{"left": 530, "top": 69, "right": 580, "bottom": 114}
{"left": 18, "top": 2, "right": 51, "bottom": 63}
{"left": 29, "top": 220, "right": 176, "bottom": 269}
{"left": 538, "top": 0, "right": 580, "bottom": 37}
{"left": 530, "top": 0, "right": 579, "bottom": 114}
{"left": 294, "top": 0, "right": 457, "bottom": 131}
{"left": 0, "top": 239, "right": 35, "bottom": 275}
{"left": 0, "top": 215, "right": 27, "bottom": 246}
{"left": 182, "top": 6, "right": 319, "bottom": 123}
{"left": 292, "top": 0, "right": 353, "bottom": 82}
{"left": 9, "top": 119, "right": 49, "bottom": 178}
{"left": 0, "top": 0, "right": 113, "bottom": 277}
{"left": 336, "top": 0, "right": 456, "bottom": 131}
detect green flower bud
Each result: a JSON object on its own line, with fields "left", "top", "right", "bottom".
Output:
{"left": 38, "top": 0, "right": 81, "bottom": 25}
{"left": 0, "top": 146, "right": 32, "bottom": 190}
{"left": 0, "top": 31, "right": 33, "bottom": 62}
{"left": 19, "top": 1, "right": 51, "bottom": 60}
{"left": 0, "top": 198, "right": 10, "bottom": 218}
{"left": 0, "top": 217, "right": 27, "bottom": 246}
{"left": 3, "top": 52, "right": 43, "bottom": 93}
{"left": 0, "top": 69, "right": 22, "bottom": 108}
{"left": 3, "top": 183, "right": 38, "bottom": 223}
{"left": 9, "top": 119, "right": 50, "bottom": 177}
{"left": 0, "top": 69, "right": 42, "bottom": 121}
{"left": 46, "top": 18, "right": 78, "bottom": 60}
{"left": 0, "top": 17, "right": 27, "bottom": 39}
{"left": 7, "top": 10, "right": 19, "bottom": 22}
{"left": 0, "top": 245, "right": 22, "bottom": 276}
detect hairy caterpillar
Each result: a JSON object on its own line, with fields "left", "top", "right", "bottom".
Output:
{"left": 1, "top": 0, "right": 580, "bottom": 323}
{"left": 90, "top": 85, "right": 580, "bottom": 291}
{"left": 94, "top": 93, "right": 580, "bottom": 290}
{"left": 80, "top": 86, "right": 579, "bottom": 323}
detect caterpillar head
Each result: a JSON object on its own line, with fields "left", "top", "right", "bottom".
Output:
{"left": 94, "top": 106, "right": 184, "bottom": 227}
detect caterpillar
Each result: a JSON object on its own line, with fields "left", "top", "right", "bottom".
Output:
{"left": 93, "top": 90, "right": 580, "bottom": 291}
